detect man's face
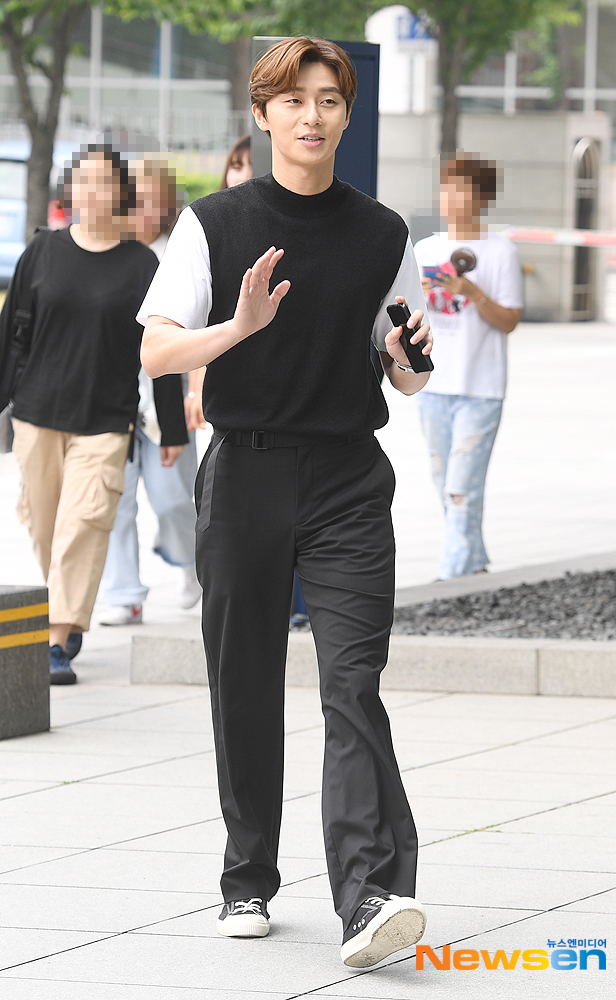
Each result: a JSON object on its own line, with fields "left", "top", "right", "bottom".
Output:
{"left": 253, "top": 60, "right": 349, "bottom": 172}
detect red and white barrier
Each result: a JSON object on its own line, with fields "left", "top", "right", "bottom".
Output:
{"left": 505, "top": 226, "right": 616, "bottom": 247}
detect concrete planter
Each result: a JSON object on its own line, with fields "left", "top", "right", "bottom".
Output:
{"left": 0, "top": 586, "right": 49, "bottom": 740}
{"left": 131, "top": 630, "right": 616, "bottom": 698}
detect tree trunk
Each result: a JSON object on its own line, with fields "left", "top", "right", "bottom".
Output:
{"left": 27, "top": 128, "right": 55, "bottom": 235}
{"left": 0, "top": 4, "right": 87, "bottom": 238}
{"left": 227, "top": 35, "right": 252, "bottom": 112}
{"left": 438, "top": 28, "right": 467, "bottom": 155}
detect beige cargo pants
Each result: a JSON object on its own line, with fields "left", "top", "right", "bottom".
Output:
{"left": 12, "top": 419, "right": 130, "bottom": 630}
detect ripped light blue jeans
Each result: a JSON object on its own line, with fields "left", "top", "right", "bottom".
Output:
{"left": 416, "top": 392, "right": 503, "bottom": 579}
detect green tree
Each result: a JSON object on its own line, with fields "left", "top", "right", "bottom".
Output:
{"left": 402, "top": 1, "right": 580, "bottom": 153}
{"left": 522, "top": 0, "right": 582, "bottom": 109}
{"left": 0, "top": 0, "right": 247, "bottom": 235}
{"left": 118, "top": 0, "right": 389, "bottom": 110}
{"left": 0, "top": 1, "right": 90, "bottom": 236}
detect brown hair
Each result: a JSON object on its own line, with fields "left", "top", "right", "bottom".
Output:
{"left": 220, "top": 135, "right": 251, "bottom": 191}
{"left": 250, "top": 37, "right": 357, "bottom": 117}
{"left": 440, "top": 153, "right": 502, "bottom": 202}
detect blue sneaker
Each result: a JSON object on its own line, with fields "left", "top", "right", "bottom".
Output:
{"left": 65, "top": 632, "right": 82, "bottom": 661}
{"left": 50, "top": 644, "right": 77, "bottom": 685}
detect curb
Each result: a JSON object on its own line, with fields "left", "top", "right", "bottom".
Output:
{"left": 131, "top": 631, "right": 616, "bottom": 698}
{"left": 394, "top": 550, "right": 616, "bottom": 607}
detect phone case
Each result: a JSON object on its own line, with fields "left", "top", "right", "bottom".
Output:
{"left": 386, "top": 303, "right": 434, "bottom": 373}
{"left": 422, "top": 265, "right": 446, "bottom": 282}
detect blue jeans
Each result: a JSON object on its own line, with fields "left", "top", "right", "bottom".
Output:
{"left": 416, "top": 392, "right": 503, "bottom": 579}
{"left": 101, "top": 426, "right": 197, "bottom": 606}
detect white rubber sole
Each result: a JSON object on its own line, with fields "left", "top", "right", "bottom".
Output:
{"left": 216, "top": 914, "right": 270, "bottom": 938}
{"left": 341, "top": 897, "right": 427, "bottom": 968}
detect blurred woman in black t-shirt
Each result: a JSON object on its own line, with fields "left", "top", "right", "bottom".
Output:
{"left": 5, "top": 144, "right": 186, "bottom": 684}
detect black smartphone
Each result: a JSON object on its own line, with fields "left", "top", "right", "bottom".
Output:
{"left": 386, "top": 303, "right": 434, "bottom": 373}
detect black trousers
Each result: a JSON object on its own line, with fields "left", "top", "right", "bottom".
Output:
{"left": 195, "top": 432, "right": 418, "bottom": 929}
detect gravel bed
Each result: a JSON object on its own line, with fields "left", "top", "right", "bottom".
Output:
{"left": 393, "top": 570, "right": 616, "bottom": 641}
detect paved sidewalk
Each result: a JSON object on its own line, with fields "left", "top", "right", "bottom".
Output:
{"left": 0, "top": 661, "right": 614, "bottom": 998}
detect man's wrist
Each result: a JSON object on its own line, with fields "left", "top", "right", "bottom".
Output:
{"left": 226, "top": 317, "right": 255, "bottom": 344}
{"left": 222, "top": 317, "right": 243, "bottom": 344}
{"left": 394, "top": 359, "right": 415, "bottom": 373}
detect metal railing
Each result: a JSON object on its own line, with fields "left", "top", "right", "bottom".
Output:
{"left": 0, "top": 107, "right": 250, "bottom": 155}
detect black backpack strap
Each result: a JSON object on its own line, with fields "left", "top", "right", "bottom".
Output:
{"left": 0, "top": 226, "right": 52, "bottom": 409}
{"left": 13, "top": 226, "right": 52, "bottom": 349}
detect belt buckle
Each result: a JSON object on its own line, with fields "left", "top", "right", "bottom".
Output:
{"left": 252, "top": 430, "right": 269, "bottom": 450}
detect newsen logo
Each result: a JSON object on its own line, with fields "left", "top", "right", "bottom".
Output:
{"left": 416, "top": 944, "right": 607, "bottom": 972}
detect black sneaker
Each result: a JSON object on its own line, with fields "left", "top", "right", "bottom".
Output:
{"left": 50, "top": 644, "right": 77, "bottom": 686}
{"left": 341, "top": 893, "right": 427, "bottom": 968}
{"left": 65, "top": 632, "right": 83, "bottom": 661}
{"left": 216, "top": 898, "right": 270, "bottom": 938}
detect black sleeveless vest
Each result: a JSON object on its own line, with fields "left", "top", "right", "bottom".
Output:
{"left": 190, "top": 174, "right": 408, "bottom": 437}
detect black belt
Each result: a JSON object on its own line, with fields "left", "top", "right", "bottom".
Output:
{"left": 215, "top": 429, "right": 372, "bottom": 450}
{"left": 198, "top": 428, "right": 373, "bottom": 532}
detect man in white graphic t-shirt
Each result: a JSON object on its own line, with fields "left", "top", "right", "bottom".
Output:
{"left": 414, "top": 154, "right": 523, "bottom": 579}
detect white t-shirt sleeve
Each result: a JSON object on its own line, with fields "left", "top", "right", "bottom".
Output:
{"left": 493, "top": 238, "right": 524, "bottom": 310}
{"left": 136, "top": 206, "right": 212, "bottom": 328}
{"left": 371, "top": 237, "right": 426, "bottom": 351}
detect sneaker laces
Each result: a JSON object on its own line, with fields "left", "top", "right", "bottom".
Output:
{"left": 232, "top": 898, "right": 264, "bottom": 915}
{"left": 364, "top": 895, "right": 388, "bottom": 909}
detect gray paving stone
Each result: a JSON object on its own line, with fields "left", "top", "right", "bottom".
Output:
{"left": 527, "top": 717, "right": 616, "bottom": 750}
{"left": 403, "top": 691, "right": 616, "bottom": 722}
{"left": 112, "top": 818, "right": 229, "bottom": 855}
{"left": 84, "top": 754, "right": 219, "bottom": 789}
{"left": 0, "top": 881, "right": 220, "bottom": 933}
{"left": 0, "top": 847, "right": 223, "bottom": 893}
{"left": 0, "top": 982, "right": 291, "bottom": 1000}
{"left": 559, "top": 888, "right": 616, "bottom": 914}
{"left": 409, "top": 794, "right": 566, "bottom": 834}
{"left": 0, "top": 780, "right": 219, "bottom": 848}
{"left": 404, "top": 763, "right": 616, "bottom": 804}
{"left": 417, "top": 861, "right": 614, "bottom": 911}
{"left": 0, "top": 929, "right": 110, "bottom": 974}
{"left": 0, "top": 749, "right": 161, "bottom": 783}
{"left": 0, "top": 932, "right": 358, "bottom": 993}
{"left": 0, "top": 779, "right": 59, "bottom": 799}
{"left": 501, "top": 797, "right": 616, "bottom": 838}
{"left": 433, "top": 742, "right": 616, "bottom": 777}
{"left": 0, "top": 845, "right": 80, "bottom": 877}
{"left": 421, "top": 829, "right": 616, "bottom": 875}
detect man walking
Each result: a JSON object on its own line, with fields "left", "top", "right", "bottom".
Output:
{"left": 139, "top": 37, "right": 432, "bottom": 969}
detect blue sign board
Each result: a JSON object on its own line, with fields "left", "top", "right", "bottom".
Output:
{"left": 397, "top": 13, "right": 433, "bottom": 42}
